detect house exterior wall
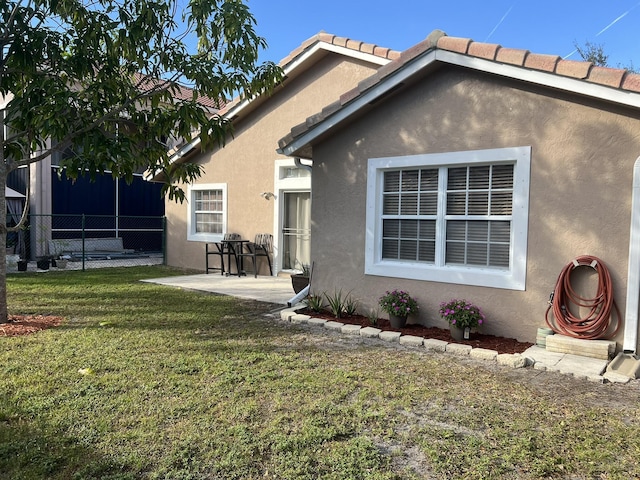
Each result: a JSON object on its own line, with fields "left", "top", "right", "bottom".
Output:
{"left": 164, "top": 54, "right": 382, "bottom": 271}
{"left": 310, "top": 67, "right": 640, "bottom": 344}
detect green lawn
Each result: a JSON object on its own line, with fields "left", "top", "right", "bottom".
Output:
{"left": 2, "top": 266, "right": 640, "bottom": 479}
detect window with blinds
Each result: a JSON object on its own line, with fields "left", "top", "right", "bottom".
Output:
{"left": 194, "top": 189, "right": 224, "bottom": 234}
{"left": 445, "top": 164, "right": 513, "bottom": 268}
{"left": 365, "top": 146, "right": 530, "bottom": 290}
{"left": 381, "top": 164, "right": 514, "bottom": 269}
{"left": 382, "top": 169, "right": 437, "bottom": 262}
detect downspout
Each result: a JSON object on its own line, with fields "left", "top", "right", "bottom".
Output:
{"left": 623, "top": 156, "right": 640, "bottom": 353}
{"left": 294, "top": 157, "right": 312, "bottom": 172}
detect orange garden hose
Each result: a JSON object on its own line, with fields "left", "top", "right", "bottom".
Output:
{"left": 545, "top": 255, "right": 620, "bottom": 340}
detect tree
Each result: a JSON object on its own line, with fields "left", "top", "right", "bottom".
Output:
{"left": 0, "top": 0, "right": 283, "bottom": 323}
{"left": 574, "top": 40, "right": 637, "bottom": 72}
{"left": 574, "top": 41, "right": 609, "bottom": 67}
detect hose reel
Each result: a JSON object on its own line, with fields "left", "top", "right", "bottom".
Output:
{"left": 545, "top": 255, "right": 620, "bottom": 340}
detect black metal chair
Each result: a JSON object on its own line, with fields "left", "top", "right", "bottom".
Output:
{"left": 237, "top": 233, "right": 273, "bottom": 278}
{"left": 205, "top": 233, "right": 241, "bottom": 275}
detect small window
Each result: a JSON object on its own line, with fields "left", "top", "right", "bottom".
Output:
{"left": 187, "top": 184, "right": 227, "bottom": 242}
{"left": 365, "top": 147, "right": 530, "bottom": 290}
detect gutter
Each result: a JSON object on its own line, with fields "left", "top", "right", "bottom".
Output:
{"left": 623, "top": 156, "right": 640, "bottom": 353}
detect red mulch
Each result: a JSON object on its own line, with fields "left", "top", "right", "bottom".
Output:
{"left": 0, "top": 315, "right": 63, "bottom": 337}
{"left": 296, "top": 308, "right": 533, "bottom": 354}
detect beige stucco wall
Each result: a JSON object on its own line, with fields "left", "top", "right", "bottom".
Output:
{"left": 164, "top": 54, "right": 382, "bottom": 272}
{"left": 309, "top": 66, "right": 640, "bottom": 344}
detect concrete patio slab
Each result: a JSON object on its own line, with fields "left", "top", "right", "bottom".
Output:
{"left": 142, "top": 273, "right": 296, "bottom": 305}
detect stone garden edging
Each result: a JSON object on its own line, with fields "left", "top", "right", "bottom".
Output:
{"left": 279, "top": 307, "right": 532, "bottom": 371}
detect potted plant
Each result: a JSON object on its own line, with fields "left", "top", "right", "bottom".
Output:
{"left": 378, "top": 290, "right": 419, "bottom": 328}
{"left": 439, "top": 299, "right": 485, "bottom": 341}
{"left": 36, "top": 256, "right": 51, "bottom": 270}
{"left": 17, "top": 258, "right": 28, "bottom": 271}
{"left": 291, "top": 263, "right": 311, "bottom": 294}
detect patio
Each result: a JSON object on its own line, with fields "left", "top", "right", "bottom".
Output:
{"left": 142, "top": 273, "right": 296, "bottom": 305}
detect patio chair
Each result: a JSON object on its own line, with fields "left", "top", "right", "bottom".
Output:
{"left": 237, "top": 233, "right": 273, "bottom": 278}
{"left": 205, "top": 233, "right": 241, "bottom": 275}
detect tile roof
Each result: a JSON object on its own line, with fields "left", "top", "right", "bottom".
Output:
{"left": 278, "top": 31, "right": 400, "bottom": 66}
{"left": 278, "top": 29, "right": 640, "bottom": 155}
{"left": 133, "top": 73, "right": 222, "bottom": 111}
{"left": 158, "top": 32, "right": 399, "bottom": 174}
{"left": 218, "top": 32, "right": 400, "bottom": 116}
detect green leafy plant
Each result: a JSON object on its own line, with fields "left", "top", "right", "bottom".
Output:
{"left": 366, "top": 308, "right": 380, "bottom": 326}
{"left": 343, "top": 295, "right": 360, "bottom": 317}
{"left": 305, "top": 293, "right": 324, "bottom": 312}
{"left": 378, "top": 290, "right": 418, "bottom": 317}
{"left": 439, "top": 299, "right": 485, "bottom": 330}
{"left": 324, "top": 289, "right": 357, "bottom": 319}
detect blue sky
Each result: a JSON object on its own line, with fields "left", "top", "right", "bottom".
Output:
{"left": 248, "top": 1, "right": 640, "bottom": 69}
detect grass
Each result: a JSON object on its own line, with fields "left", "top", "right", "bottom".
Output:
{"left": 1, "top": 266, "right": 640, "bottom": 479}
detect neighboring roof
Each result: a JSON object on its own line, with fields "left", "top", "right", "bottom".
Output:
{"left": 277, "top": 29, "right": 640, "bottom": 159}
{"left": 133, "top": 73, "right": 223, "bottom": 111}
{"left": 164, "top": 32, "right": 400, "bottom": 165}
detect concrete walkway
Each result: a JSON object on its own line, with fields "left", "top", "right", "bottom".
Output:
{"left": 141, "top": 273, "right": 297, "bottom": 305}
{"left": 142, "top": 273, "right": 629, "bottom": 384}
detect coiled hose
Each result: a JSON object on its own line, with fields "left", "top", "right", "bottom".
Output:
{"left": 545, "top": 255, "right": 620, "bottom": 340}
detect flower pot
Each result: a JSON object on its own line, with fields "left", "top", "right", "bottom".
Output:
{"left": 450, "top": 326, "right": 465, "bottom": 342}
{"left": 389, "top": 314, "right": 407, "bottom": 329}
{"left": 291, "top": 274, "right": 310, "bottom": 294}
{"left": 36, "top": 258, "right": 50, "bottom": 270}
{"left": 17, "top": 260, "right": 28, "bottom": 272}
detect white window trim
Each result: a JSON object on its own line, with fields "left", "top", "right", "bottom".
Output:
{"left": 187, "top": 183, "right": 227, "bottom": 242}
{"left": 365, "top": 146, "right": 531, "bottom": 290}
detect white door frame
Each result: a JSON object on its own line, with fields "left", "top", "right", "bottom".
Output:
{"left": 272, "top": 159, "right": 311, "bottom": 276}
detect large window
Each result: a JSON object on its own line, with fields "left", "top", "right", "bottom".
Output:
{"left": 365, "top": 147, "right": 530, "bottom": 290}
{"left": 187, "top": 183, "right": 227, "bottom": 242}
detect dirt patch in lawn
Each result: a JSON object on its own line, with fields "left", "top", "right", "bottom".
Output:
{"left": 295, "top": 308, "right": 534, "bottom": 354}
{"left": 0, "top": 315, "right": 63, "bottom": 337}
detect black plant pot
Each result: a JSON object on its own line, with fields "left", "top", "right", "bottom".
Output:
{"left": 17, "top": 260, "right": 28, "bottom": 272}
{"left": 291, "top": 274, "right": 310, "bottom": 294}
{"left": 36, "top": 258, "right": 50, "bottom": 270}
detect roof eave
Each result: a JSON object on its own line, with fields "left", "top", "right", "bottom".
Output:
{"left": 278, "top": 49, "right": 640, "bottom": 158}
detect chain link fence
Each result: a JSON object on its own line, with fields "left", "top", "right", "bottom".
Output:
{"left": 6, "top": 214, "right": 165, "bottom": 272}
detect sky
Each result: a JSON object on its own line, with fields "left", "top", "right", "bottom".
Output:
{"left": 247, "top": 0, "right": 640, "bottom": 70}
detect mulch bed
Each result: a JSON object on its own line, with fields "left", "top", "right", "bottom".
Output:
{"left": 296, "top": 308, "right": 534, "bottom": 354}
{"left": 0, "top": 315, "right": 63, "bottom": 337}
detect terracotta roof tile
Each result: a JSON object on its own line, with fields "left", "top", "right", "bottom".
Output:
{"left": 588, "top": 66, "right": 626, "bottom": 88}
{"left": 622, "top": 72, "right": 640, "bottom": 91}
{"left": 524, "top": 53, "right": 559, "bottom": 73}
{"left": 133, "top": 73, "right": 221, "bottom": 110}
{"left": 219, "top": 32, "right": 400, "bottom": 116}
{"left": 321, "top": 100, "right": 343, "bottom": 117}
{"left": 400, "top": 37, "right": 438, "bottom": 64}
{"left": 339, "top": 86, "right": 361, "bottom": 105}
{"left": 437, "top": 36, "right": 472, "bottom": 54}
{"left": 467, "top": 42, "right": 500, "bottom": 61}
{"left": 495, "top": 47, "right": 529, "bottom": 66}
{"left": 555, "top": 59, "right": 592, "bottom": 80}
{"left": 281, "top": 32, "right": 398, "bottom": 68}
{"left": 279, "top": 30, "right": 640, "bottom": 155}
